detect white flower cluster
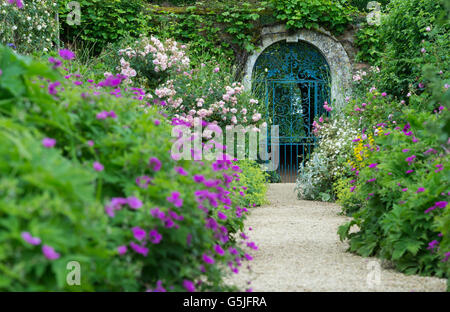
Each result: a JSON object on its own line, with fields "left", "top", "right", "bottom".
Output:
{"left": 296, "top": 114, "right": 359, "bottom": 200}
{"left": 0, "top": 0, "right": 57, "bottom": 53}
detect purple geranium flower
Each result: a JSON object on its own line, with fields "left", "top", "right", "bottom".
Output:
{"left": 149, "top": 229, "right": 162, "bottom": 244}
{"left": 149, "top": 157, "right": 162, "bottom": 171}
{"left": 21, "top": 232, "right": 41, "bottom": 245}
{"left": 117, "top": 245, "right": 127, "bottom": 255}
{"left": 42, "top": 137, "right": 56, "bottom": 148}
{"left": 202, "top": 254, "right": 215, "bottom": 264}
{"left": 214, "top": 244, "right": 225, "bottom": 256}
{"left": 167, "top": 191, "right": 183, "bottom": 207}
{"left": 218, "top": 211, "right": 227, "bottom": 220}
{"left": 129, "top": 242, "right": 149, "bottom": 256}
{"left": 59, "top": 49, "right": 75, "bottom": 61}
{"left": 127, "top": 196, "right": 143, "bottom": 209}
{"left": 132, "top": 227, "right": 146, "bottom": 241}
{"left": 93, "top": 161, "right": 104, "bottom": 171}
{"left": 183, "top": 280, "right": 195, "bottom": 292}
{"left": 42, "top": 245, "right": 60, "bottom": 260}
{"left": 175, "top": 166, "right": 188, "bottom": 176}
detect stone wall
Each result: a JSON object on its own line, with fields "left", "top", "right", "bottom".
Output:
{"left": 243, "top": 24, "right": 354, "bottom": 108}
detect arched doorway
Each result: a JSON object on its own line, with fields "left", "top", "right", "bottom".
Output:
{"left": 253, "top": 40, "right": 331, "bottom": 182}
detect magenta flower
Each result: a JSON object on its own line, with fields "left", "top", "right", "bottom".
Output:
{"left": 427, "top": 240, "right": 439, "bottom": 251}
{"left": 381, "top": 92, "right": 387, "bottom": 97}
{"left": 136, "top": 176, "right": 152, "bottom": 188}
{"left": 406, "top": 169, "right": 414, "bottom": 174}
{"left": 175, "top": 166, "right": 188, "bottom": 176}
{"left": 96, "top": 111, "right": 109, "bottom": 120}
{"left": 368, "top": 163, "right": 378, "bottom": 168}
{"left": 183, "top": 280, "right": 195, "bottom": 292}
{"left": 127, "top": 196, "right": 143, "bottom": 209}
{"left": 323, "top": 102, "right": 332, "bottom": 112}
{"left": 149, "top": 229, "right": 162, "bottom": 244}
{"left": 443, "top": 252, "right": 450, "bottom": 262}
{"left": 244, "top": 253, "right": 253, "bottom": 261}
{"left": 93, "top": 161, "right": 104, "bottom": 171}
{"left": 59, "top": 49, "right": 75, "bottom": 60}
{"left": 218, "top": 211, "right": 227, "bottom": 220}
{"left": 416, "top": 187, "right": 425, "bottom": 193}
{"left": 149, "top": 157, "right": 162, "bottom": 171}
{"left": 402, "top": 149, "right": 410, "bottom": 153}
{"left": 129, "top": 242, "right": 149, "bottom": 256}
{"left": 21, "top": 232, "right": 41, "bottom": 245}
{"left": 42, "top": 245, "right": 60, "bottom": 260}
{"left": 48, "top": 57, "right": 62, "bottom": 69}
{"left": 193, "top": 175, "right": 205, "bottom": 183}
{"left": 87, "top": 140, "right": 94, "bottom": 147}
{"left": 42, "top": 137, "right": 56, "bottom": 148}
{"left": 132, "top": 227, "right": 146, "bottom": 241}
{"left": 8, "top": 0, "right": 23, "bottom": 9}
{"left": 402, "top": 188, "right": 408, "bottom": 192}
{"left": 167, "top": 191, "right": 183, "bottom": 207}
{"left": 48, "top": 81, "right": 61, "bottom": 95}
{"left": 435, "top": 201, "right": 448, "bottom": 209}
{"left": 108, "top": 111, "right": 117, "bottom": 119}
{"left": 214, "top": 67, "right": 220, "bottom": 73}
{"left": 154, "top": 119, "right": 160, "bottom": 126}
{"left": 117, "top": 245, "right": 127, "bottom": 255}
{"left": 214, "top": 244, "right": 225, "bottom": 256}
{"left": 350, "top": 186, "right": 356, "bottom": 192}
{"left": 202, "top": 254, "right": 215, "bottom": 264}
{"left": 367, "top": 178, "right": 376, "bottom": 183}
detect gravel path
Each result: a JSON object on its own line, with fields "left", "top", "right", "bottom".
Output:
{"left": 228, "top": 183, "right": 447, "bottom": 292}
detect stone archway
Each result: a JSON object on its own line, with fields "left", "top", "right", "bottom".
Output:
{"left": 243, "top": 25, "right": 352, "bottom": 108}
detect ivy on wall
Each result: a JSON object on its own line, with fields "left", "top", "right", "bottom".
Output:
{"left": 58, "top": 0, "right": 358, "bottom": 67}
{"left": 268, "top": 0, "right": 356, "bottom": 34}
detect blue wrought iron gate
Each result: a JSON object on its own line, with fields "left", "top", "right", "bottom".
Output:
{"left": 253, "top": 41, "right": 330, "bottom": 182}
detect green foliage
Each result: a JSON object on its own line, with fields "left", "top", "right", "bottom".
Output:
{"left": 58, "top": 0, "right": 149, "bottom": 55}
{"left": 0, "top": 0, "right": 58, "bottom": 54}
{"left": 234, "top": 160, "right": 268, "bottom": 207}
{"left": 354, "top": 22, "right": 383, "bottom": 63}
{"left": 147, "top": 3, "right": 265, "bottom": 64}
{"left": 0, "top": 45, "right": 263, "bottom": 291}
{"left": 338, "top": 109, "right": 449, "bottom": 277}
{"left": 334, "top": 178, "right": 363, "bottom": 215}
{"left": 268, "top": 0, "right": 355, "bottom": 34}
{"left": 358, "top": 0, "right": 449, "bottom": 99}
{"left": 296, "top": 114, "right": 358, "bottom": 202}
{"left": 349, "top": 0, "right": 390, "bottom": 11}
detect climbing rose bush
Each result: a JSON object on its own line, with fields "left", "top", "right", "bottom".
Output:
{"left": 0, "top": 44, "right": 264, "bottom": 291}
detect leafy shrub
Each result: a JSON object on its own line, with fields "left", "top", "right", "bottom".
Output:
{"left": 0, "top": 0, "right": 58, "bottom": 54}
{"left": 268, "top": 0, "right": 355, "bottom": 34}
{"left": 360, "top": 0, "right": 449, "bottom": 99}
{"left": 338, "top": 109, "right": 449, "bottom": 277}
{"left": 354, "top": 22, "right": 384, "bottom": 63}
{"left": 296, "top": 113, "right": 358, "bottom": 201}
{"left": 0, "top": 45, "right": 265, "bottom": 291}
{"left": 58, "top": 0, "right": 149, "bottom": 55}
{"left": 334, "top": 177, "right": 363, "bottom": 215}
{"left": 234, "top": 160, "right": 268, "bottom": 207}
